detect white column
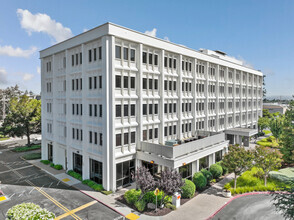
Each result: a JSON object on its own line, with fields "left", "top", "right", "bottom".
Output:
{"left": 159, "top": 49, "right": 165, "bottom": 144}
{"left": 178, "top": 55, "right": 183, "bottom": 139}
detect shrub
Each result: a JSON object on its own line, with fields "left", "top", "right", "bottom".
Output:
{"left": 210, "top": 164, "right": 223, "bottom": 179}
{"left": 193, "top": 172, "right": 207, "bottom": 191}
{"left": 23, "top": 153, "right": 41, "bottom": 160}
{"left": 217, "top": 161, "right": 228, "bottom": 175}
{"left": 124, "top": 189, "right": 142, "bottom": 205}
{"left": 211, "top": 179, "right": 216, "bottom": 183}
{"left": 135, "top": 199, "right": 146, "bottom": 212}
{"left": 143, "top": 190, "right": 164, "bottom": 206}
{"left": 164, "top": 195, "right": 172, "bottom": 204}
{"left": 6, "top": 202, "right": 55, "bottom": 219}
{"left": 81, "top": 179, "right": 104, "bottom": 191}
{"left": 165, "top": 203, "right": 176, "bottom": 210}
{"left": 101, "top": 190, "right": 113, "bottom": 195}
{"left": 181, "top": 179, "right": 196, "bottom": 198}
{"left": 50, "top": 162, "right": 54, "bottom": 167}
{"left": 67, "top": 170, "right": 82, "bottom": 181}
{"left": 201, "top": 169, "right": 213, "bottom": 182}
{"left": 92, "top": 184, "right": 104, "bottom": 192}
{"left": 54, "top": 164, "right": 63, "bottom": 170}
{"left": 40, "top": 160, "right": 50, "bottom": 165}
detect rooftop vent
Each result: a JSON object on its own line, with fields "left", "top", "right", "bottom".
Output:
{"left": 214, "top": 50, "right": 226, "bottom": 56}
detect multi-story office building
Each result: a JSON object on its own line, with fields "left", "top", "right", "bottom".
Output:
{"left": 40, "top": 23, "right": 263, "bottom": 191}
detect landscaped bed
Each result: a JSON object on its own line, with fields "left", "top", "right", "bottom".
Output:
{"left": 12, "top": 144, "right": 41, "bottom": 152}
{"left": 256, "top": 136, "right": 279, "bottom": 148}
{"left": 22, "top": 152, "right": 41, "bottom": 160}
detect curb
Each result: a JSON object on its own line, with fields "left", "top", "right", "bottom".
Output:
{"left": 206, "top": 192, "right": 271, "bottom": 220}
{"left": 22, "top": 158, "right": 125, "bottom": 218}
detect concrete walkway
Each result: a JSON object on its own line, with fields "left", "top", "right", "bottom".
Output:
{"left": 28, "top": 159, "right": 237, "bottom": 220}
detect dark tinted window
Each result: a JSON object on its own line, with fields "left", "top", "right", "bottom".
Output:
{"left": 123, "top": 47, "right": 128, "bottom": 60}
{"left": 124, "top": 76, "right": 128, "bottom": 89}
{"left": 115, "top": 46, "right": 121, "bottom": 59}
{"left": 124, "top": 105, "right": 128, "bottom": 117}
{"left": 116, "top": 105, "right": 121, "bottom": 117}
{"left": 130, "top": 77, "right": 135, "bottom": 89}
{"left": 143, "top": 52, "right": 147, "bottom": 63}
{"left": 154, "top": 54, "right": 158, "bottom": 65}
{"left": 115, "top": 75, "right": 121, "bottom": 88}
{"left": 130, "top": 49, "right": 135, "bottom": 61}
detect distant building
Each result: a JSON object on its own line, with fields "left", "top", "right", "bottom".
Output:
{"left": 40, "top": 23, "right": 263, "bottom": 191}
{"left": 263, "top": 103, "right": 288, "bottom": 114}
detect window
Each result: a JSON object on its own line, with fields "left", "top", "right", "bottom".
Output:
{"left": 131, "top": 104, "right": 135, "bottom": 116}
{"left": 164, "top": 127, "right": 167, "bottom": 136}
{"left": 143, "top": 130, "right": 147, "bottom": 141}
{"left": 99, "top": 105, "right": 102, "bottom": 117}
{"left": 76, "top": 79, "right": 79, "bottom": 90}
{"left": 116, "top": 75, "right": 121, "bottom": 88}
{"left": 99, "top": 133, "right": 103, "bottom": 146}
{"left": 124, "top": 133, "right": 129, "bottom": 145}
{"left": 94, "top": 48, "right": 97, "bottom": 61}
{"left": 131, "top": 132, "right": 135, "bottom": 143}
{"left": 124, "top": 105, "right": 128, "bottom": 117}
{"left": 154, "top": 104, "right": 158, "bottom": 114}
{"left": 149, "top": 53, "right": 153, "bottom": 65}
{"left": 94, "top": 104, "right": 97, "bottom": 117}
{"left": 154, "top": 54, "right": 158, "bottom": 65}
{"left": 123, "top": 47, "right": 128, "bottom": 60}
{"left": 115, "top": 46, "right": 121, "bottom": 59}
{"left": 94, "top": 132, "right": 98, "bottom": 144}
{"left": 89, "top": 77, "right": 92, "bottom": 89}
{"left": 143, "top": 52, "right": 147, "bottom": 63}
{"left": 130, "top": 49, "right": 135, "bottom": 61}
{"left": 149, "top": 104, "right": 153, "bottom": 114}
{"left": 164, "top": 57, "right": 167, "bottom": 67}
{"left": 143, "top": 104, "right": 147, "bottom": 115}
{"left": 89, "top": 49, "right": 92, "bottom": 62}
{"left": 130, "top": 77, "right": 135, "bottom": 89}
{"left": 89, "top": 131, "right": 92, "bottom": 143}
{"left": 72, "top": 79, "right": 74, "bottom": 90}
{"left": 90, "top": 159, "right": 103, "bottom": 184}
{"left": 80, "top": 52, "right": 82, "bottom": 64}
{"left": 99, "top": 47, "right": 102, "bottom": 60}
{"left": 116, "top": 105, "right": 121, "bottom": 117}
{"left": 149, "top": 79, "right": 153, "bottom": 90}
{"left": 124, "top": 76, "right": 128, "bottom": 89}
{"left": 169, "top": 58, "right": 172, "bottom": 68}
{"left": 72, "top": 128, "right": 75, "bottom": 139}
{"left": 72, "top": 55, "right": 74, "bottom": 66}
{"left": 116, "top": 134, "right": 121, "bottom": 146}
{"left": 99, "top": 76, "right": 102, "bottom": 89}
{"left": 154, "top": 79, "right": 158, "bottom": 90}
{"left": 94, "top": 76, "right": 97, "bottom": 89}
{"left": 173, "top": 59, "right": 176, "bottom": 69}
{"left": 143, "top": 78, "right": 147, "bottom": 89}
{"left": 154, "top": 128, "right": 158, "bottom": 138}
{"left": 149, "top": 129, "right": 153, "bottom": 139}
{"left": 76, "top": 54, "right": 78, "bottom": 65}
{"left": 80, "top": 78, "right": 82, "bottom": 90}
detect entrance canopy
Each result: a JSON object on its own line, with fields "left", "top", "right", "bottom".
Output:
{"left": 225, "top": 127, "right": 258, "bottom": 137}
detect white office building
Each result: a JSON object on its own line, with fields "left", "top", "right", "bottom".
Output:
{"left": 40, "top": 23, "right": 263, "bottom": 191}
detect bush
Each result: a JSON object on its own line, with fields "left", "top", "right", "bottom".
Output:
{"left": 124, "top": 189, "right": 142, "bottom": 205}
{"left": 6, "top": 202, "right": 55, "bottom": 219}
{"left": 181, "top": 179, "right": 196, "bottom": 198}
{"left": 67, "top": 170, "right": 82, "bottom": 181}
{"left": 49, "top": 162, "right": 54, "bottom": 167}
{"left": 193, "top": 172, "right": 207, "bottom": 191}
{"left": 201, "top": 169, "right": 213, "bottom": 182}
{"left": 22, "top": 152, "right": 41, "bottom": 160}
{"left": 217, "top": 161, "right": 228, "bottom": 175}
{"left": 210, "top": 164, "right": 223, "bottom": 179}
{"left": 40, "top": 160, "right": 50, "bottom": 165}
{"left": 165, "top": 203, "right": 176, "bottom": 210}
{"left": 54, "top": 164, "right": 63, "bottom": 170}
{"left": 82, "top": 179, "right": 104, "bottom": 191}
{"left": 135, "top": 199, "right": 146, "bottom": 212}
{"left": 143, "top": 190, "right": 164, "bottom": 206}
{"left": 101, "top": 190, "right": 113, "bottom": 195}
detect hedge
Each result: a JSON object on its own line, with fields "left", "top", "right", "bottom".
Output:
{"left": 181, "top": 179, "right": 196, "bottom": 198}
{"left": 6, "top": 203, "right": 55, "bottom": 220}
{"left": 201, "top": 169, "right": 213, "bottom": 182}
{"left": 13, "top": 145, "right": 41, "bottom": 152}
{"left": 193, "top": 172, "right": 207, "bottom": 190}
{"left": 22, "top": 153, "right": 41, "bottom": 160}
{"left": 210, "top": 164, "right": 223, "bottom": 179}
{"left": 40, "top": 160, "right": 50, "bottom": 165}
{"left": 67, "top": 170, "right": 82, "bottom": 181}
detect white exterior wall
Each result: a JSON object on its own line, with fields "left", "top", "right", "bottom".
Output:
{"left": 40, "top": 23, "right": 263, "bottom": 191}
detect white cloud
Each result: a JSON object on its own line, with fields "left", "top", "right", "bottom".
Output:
{"left": 145, "top": 28, "right": 157, "bottom": 37}
{"left": 23, "top": 73, "right": 34, "bottom": 81}
{"left": 17, "top": 9, "right": 73, "bottom": 43}
{"left": 37, "top": 66, "right": 41, "bottom": 74}
{"left": 0, "top": 68, "right": 8, "bottom": 85}
{"left": 0, "top": 45, "right": 37, "bottom": 58}
{"left": 164, "top": 36, "right": 170, "bottom": 42}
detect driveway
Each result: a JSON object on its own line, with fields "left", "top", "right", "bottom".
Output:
{"left": 0, "top": 146, "right": 121, "bottom": 220}
{"left": 212, "top": 194, "right": 285, "bottom": 220}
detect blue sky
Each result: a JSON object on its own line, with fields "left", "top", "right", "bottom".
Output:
{"left": 0, "top": 0, "right": 293, "bottom": 97}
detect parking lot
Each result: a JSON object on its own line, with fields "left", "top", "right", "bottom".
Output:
{"left": 0, "top": 145, "right": 121, "bottom": 220}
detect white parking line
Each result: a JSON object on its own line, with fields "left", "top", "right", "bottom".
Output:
{"left": 0, "top": 165, "right": 33, "bottom": 175}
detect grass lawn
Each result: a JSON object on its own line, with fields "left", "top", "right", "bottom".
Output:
{"left": 225, "top": 167, "right": 289, "bottom": 195}
{"left": 13, "top": 145, "right": 41, "bottom": 152}
{"left": 262, "top": 130, "right": 271, "bottom": 135}
{"left": 22, "top": 152, "right": 41, "bottom": 160}
{"left": 256, "top": 136, "right": 279, "bottom": 148}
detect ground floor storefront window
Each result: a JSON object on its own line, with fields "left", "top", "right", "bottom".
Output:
{"left": 90, "top": 159, "right": 103, "bottom": 184}
{"left": 142, "top": 161, "right": 158, "bottom": 176}
{"left": 116, "top": 159, "right": 135, "bottom": 188}
{"left": 73, "top": 153, "right": 83, "bottom": 175}
{"left": 199, "top": 156, "right": 209, "bottom": 170}
{"left": 215, "top": 150, "right": 223, "bottom": 162}
{"left": 179, "top": 163, "right": 192, "bottom": 180}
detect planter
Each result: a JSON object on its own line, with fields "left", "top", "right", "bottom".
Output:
{"left": 222, "top": 190, "right": 231, "bottom": 198}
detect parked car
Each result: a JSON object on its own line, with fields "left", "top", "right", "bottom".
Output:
{"left": 31, "top": 137, "right": 41, "bottom": 145}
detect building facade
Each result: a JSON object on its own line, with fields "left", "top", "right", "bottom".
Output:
{"left": 40, "top": 23, "right": 263, "bottom": 191}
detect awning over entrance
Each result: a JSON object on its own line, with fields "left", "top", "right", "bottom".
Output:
{"left": 225, "top": 128, "right": 258, "bottom": 137}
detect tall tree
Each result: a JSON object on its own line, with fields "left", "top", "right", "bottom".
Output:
{"left": 258, "top": 117, "right": 270, "bottom": 132}
{"left": 280, "top": 100, "right": 294, "bottom": 164}
{"left": 254, "top": 146, "right": 282, "bottom": 186}
{"left": 269, "top": 117, "right": 283, "bottom": 142}
{"left": 222, "top": 145, "right": 254, "bottom": 189}
{"left": 1, "top": 95, "right": 41, "bottom": 146}
{"left": 263, "top": 109, "right": 272, "bottom": 118}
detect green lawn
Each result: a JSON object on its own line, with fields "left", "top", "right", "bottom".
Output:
{"left": 13, "top": 145, "right": 41, "bottom": 152}
{"left": 256, "top": 136, "right": 279, "bottom": 148}
{"left": 22, "top": 152, "right": 41, "bottom": 160}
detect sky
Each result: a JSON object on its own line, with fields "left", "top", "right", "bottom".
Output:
{"left": 0, "top": 0, "right": 293, "bottom": 97}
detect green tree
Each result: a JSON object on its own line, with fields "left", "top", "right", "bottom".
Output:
{"left": 269, "top": 117, "right": 283, "bottom": 142}
{"left": 1, "top": 95, "right": 41, "bottom": 146}
{"left": 254, "top": 146, "right": 282, "bottom": 186}
{"left": 280, "top": 100, "right": 294, "bottom": 164}
{"left": 222, "top": 145, "right": 254, "bottom": 189}
{"left": 263, "top": 109, "right": 272, "bottom": 118}
{"left": 258, "top": 117, "right": 270, "bottom": 132}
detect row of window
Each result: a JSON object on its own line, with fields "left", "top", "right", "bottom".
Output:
{"left": 89, "top": 76, "right": 102, "bottom": 89}
{"left": 182, "top": 82, "right": 192, "bottom": 92}
{"left": 46, "top": 61, "right": 52, "bottom": 72}
{"left": 72, "top": 78, "right": 82, "bottom": 91}
{"left": 164, "top": 57, "right": 177, "bottom": 69}
{"left": 116, "top": 132, "right": 136, "bottom": 146}
{"left": 164, "top": 125, "right": 176, "bottom": 136}
{"left": 89, "top": 131, "right": 103, "bottom": 146}
{"left": 143, "top": 128, "right": 159, "bottom": 140}
{"left": 89, "top": 104, "right": 102, "bottom": 117}
{"left": 115, "top": 46, "right": 135, "bottom": 61}
{"left": 182, "top": 122, "right": 192, "bottom": 133}
{"left": 164, "top": 103, "right": 177, "bottom": 114}
{"left": 182, "top": 103, "right": 192, "bottom": 112}
{"left": 72, "top": 104, "right": 83, "bottom": 116}
{"left": 164, "top": 80, "right": 177, "bottom": 91}
{"left": 88, "top": 47, "right": 102, "bottom": 62}
{"left": 116, "top": 75, "right": 136, "bottom": 89}
{"left": 47, "top": 103, "right": 52, "bottom": 113}
{"left": 143, "top": 104, "right": 159, "bottom": 115}
{"left": 116, "top": 104, "right": 135, "bottom": 117}
{"left": 72, "top": 53, "right": 82, "bottom": 66}
{"left": 72, "top": 128, "right": 83, "bottom": 141}
{"left": 46, "top": 82, "right": 52, "bottom": 93}
{"left": 143, "top": 52, "right": 158, "bottom": 65}
{"left": 182, "top": 61, "right": 192, "bottom": 72}
{"left": 143, "top": 78, "right": 158, "bottom": 90}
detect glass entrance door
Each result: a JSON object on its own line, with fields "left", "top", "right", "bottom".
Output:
{"left": 116, "top": 159, "right": 135, "bottom": 188}
{"left": 90, "top": 159, "right": 103, "bottom": 184}
{"left": 73, "top": 153, "right": 83, "bottom": 175}
{"left": 48, "top": 143, "right": 53, "bottom": 162}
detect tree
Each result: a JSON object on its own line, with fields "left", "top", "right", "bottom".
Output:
{"left": 254, "top": 146, "right": 282, "bottom": 186}
{"left": 269, "top": 117, "right": 283, "bottom": 142}
{"left": 222, "top": 145, "right": 254, "bottom": 189}
{"left": 157, "top": 168, "right": 184, "bottom": 206}
{"left": 271, "top": 182, "right": 294, "bottom": 220}
{"left": 1, "top": 95, "right": 41, "bottom": 146}
{"left": 131, "top": 166, "right": 156, "bottom": 199}
{"left": 263, "top": 109, "right": 272, "bottom": 118}
{"left": 258, "top": 117, "right": 270, "bottom": 132}
{"left": 280, "top": 100, "right": 294, "bottom": 164}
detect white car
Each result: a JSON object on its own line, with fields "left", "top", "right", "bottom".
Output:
{"left": 31, "top": 137, "right": 41, "bottom": 145}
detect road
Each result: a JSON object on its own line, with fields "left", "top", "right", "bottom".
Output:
{"left": 212, "top": 194, "right": 285, "bottom": 220}
{"left": 0, "top": 143, "right": 121, "bottom": 220}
